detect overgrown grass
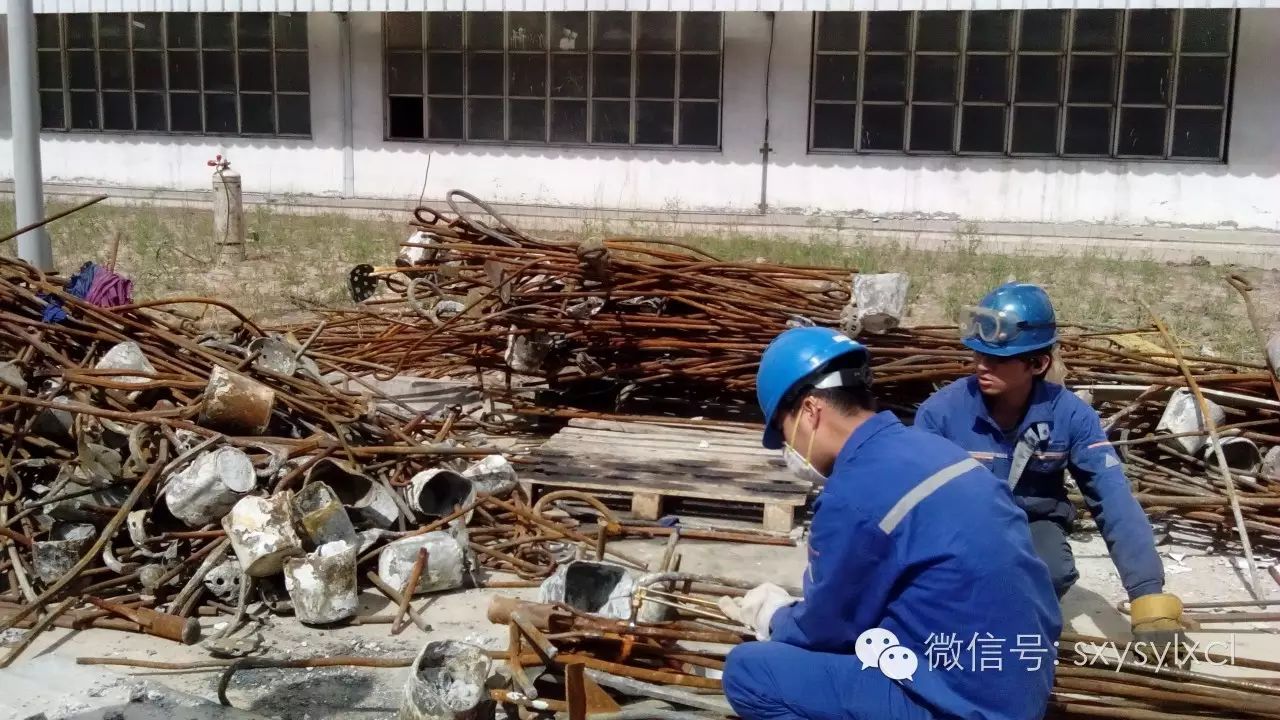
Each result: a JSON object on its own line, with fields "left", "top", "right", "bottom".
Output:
{"left": 0, "top": 200, "right": 1266, "bottom": 362}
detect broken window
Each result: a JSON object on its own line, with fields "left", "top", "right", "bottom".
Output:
{"left": 810, "top": 9, "right": 1234, "bottom": 161}
{"left": 384, "top": 11, "right": 722, "bottom": 148}
{"left": 38, "top": 12, "right": 310, "bottom": 137}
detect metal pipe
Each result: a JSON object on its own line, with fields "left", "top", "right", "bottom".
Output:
{"left": 337, "top": 12, "right": 355, "bottom": 197}
{"left": 5, "top": 0, "right": 52, "bottom": 270}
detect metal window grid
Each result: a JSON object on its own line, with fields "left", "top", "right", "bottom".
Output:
{"left": 809, "top": 9, "right": 1235, "bottom": 162}
{"left": 382, "top": 12, "right": 723, "bottom": 149}
{"left": 38, "top": 12, "right": 310, "bottom": 138}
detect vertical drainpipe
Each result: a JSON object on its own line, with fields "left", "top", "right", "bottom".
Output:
{"left": 339, "top": 12, "right": 356, "bottom": 197}
{"left": 6, "top": 0, "right": 52, "bottom": 269}
{"left": 758, "top": 12, "right": 776, "bottom": 215}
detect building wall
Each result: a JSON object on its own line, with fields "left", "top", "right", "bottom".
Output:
{"left": 2, "top": 10, "right": 1279, "bottom": 229}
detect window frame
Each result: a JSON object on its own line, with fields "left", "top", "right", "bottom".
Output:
{"left": 381, "top": 11, "right": 724, "bottom": 150}
{"left": 808, "top": 9, "right": 1236, "bottom": 163}
{"left": 37, "top": 12, "right": 311, "bottom": 139}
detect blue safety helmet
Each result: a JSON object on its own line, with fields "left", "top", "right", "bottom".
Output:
{"left": 960, "top": 282, "right": 1058, "bottom": 357}
{"left": 757, "top": 327, "right": 870, "bottom": 449}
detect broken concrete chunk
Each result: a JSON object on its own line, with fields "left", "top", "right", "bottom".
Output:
{"left": 1156, "top": 388, "right": 1225, "bottom": 455}
{"left": 462, "top": 455, "right": 517, "bottom": 498}
{"left": 33, "top": 523, "right": 95, "bottom": 584}
{"left": 378, "top": 530, "right": 468, "bottom": 596}
{"left": 94, "top": 341, "right": 157, "bottom": 384}
{"left": 221, "top": 494, "right": 304, "bottom": 577}
{"left": 283, "top": 539, "right": 358, "bottom": 625}
{"left": 850, "top": 272, "right": 911, "bottom": 334}
{"left": 399, "top": 640, "right": 493, "bottom": 720}
{"left": 163, "top": 446, "right": 257, "bottom": 527}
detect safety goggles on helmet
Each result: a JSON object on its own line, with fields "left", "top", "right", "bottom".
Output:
{"left": 960, "top": 305, "right": 1054, "bottom": 347}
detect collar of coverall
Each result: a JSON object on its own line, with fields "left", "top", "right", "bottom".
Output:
{"left": 964, "top": 375, "right": 1059, "bottom": 436}
{"left": 832, "top": 410, "right": 900, "bottom": 466}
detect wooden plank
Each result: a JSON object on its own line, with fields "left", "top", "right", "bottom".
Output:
{"left": 562, "top": 422, "right": 763, "bottom": 443}
{"left": 523, "top": 463, "right": 809, "bottom": 497}
{"left": 630, "top": 493, "right": 663, "bottom": 520}
{"left": 552, "top": 429, "right": 773, "bottom": 453}
{"left": 762, "top": 505, "right": 795, "bottom": 533}
{"left": 529, "top": 449, "right": 793, "bottom": 481}
{"left": 569, "top": 418, "right": 762, "bottom": 437}
{"left": 525, "top": 472, "right": 807, "bottom": 506}
{"left": 542, "top": 438, "right": 782, "bottom": 463}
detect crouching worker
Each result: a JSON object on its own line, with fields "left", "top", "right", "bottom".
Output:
{"left": 719, "top": 327, "right": 1061, "bottom": 720}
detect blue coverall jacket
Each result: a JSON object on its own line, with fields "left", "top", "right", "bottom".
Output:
{"left": 915, "top": 377, "right": 1164, "bottom": 600}
{"left": 723, "top": 411, "right": 1061, "bottom": 720}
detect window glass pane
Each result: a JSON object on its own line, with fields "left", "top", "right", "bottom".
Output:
{"left": 1019, "top": 11, "right": 1065, "bottom": 52}
{"left": 203, "top": 51, "right": 235, "bottom": 92}
{"left": 98, "top": 92, "right": 126, "bottom": 131}
{"left": 961, "top": 105, "right": 1006, "bottom": 152}
{"left": 592, "top": 100, "right": 630, "bottom": 143}
{"left": 134, "top": 51, "right": 164, "bottom": 90}
{"left": 1011, "top": 106, "right": 1058, "bottom": 153}
{"left": 41, "top": 91, "right": 66, "bottom": 130}
{"left": 68, "top": 51, "right": 97, "bottom": 90}
{"left": 910, "top": 105, "right": 954, "bottom": 152}
{"left": 202, "top": 13, "right": 234, "bottom": 49}
{"left": 1118, "top": 107, "right": 1166, "bottom": 156}
{"left": 241, "top": 93, "right": 275, "bottom": 134}
{"left": 593, "top": 54, "right": 631, "bottom": 98}
{"left": 428, "top": 13, "right": 464, "bottom": 50}
{"left": 428, "top": 97, "right": 464, "bottom": 139}
{"left": 861, "top": 105, "right": 905, "bottom": 150}
{"left": 681, "top": 13, "right": 721, "bottom": 52}
{"left": 863, "top": 55, "right": 906, "bottom": 102}
{"left": 551, "top": 55, "right": 588, "bottom": 97}
{"left": 38, "top": 51, "right": 63, "bottom": 90}
{"left": 551, "top": 99, "right": 587, "bottom": 142}
{"left": 388, "top": 96, "right": 425, "bottom": 138}
{"left": 638, "top": 13, "right": 677, "bottom": 51}
{"left": 510, "top": 54, "right": 547, "bottom": 97}
{"left": 168, "top": 52, "right": 200, "bottom": 91}
{"left": 1127, "top": 10, "right": 1175, "bottom": 52}
{"left": 678, "top": 101, "right": 718, "bottom": 146}
{"left": 169, "top": 93, "right": 201, "bottom": 131}
{"left": 1069, "top": 56, "right": 1115, "bottom": 104}
{"left": 100, "top": 51, "right": 130, "bottom": 90}
{"left": 468, "top": 13, "right": 504, "bottom": 50}
{"left": 1064, "top": 106, "right": 1111, "bottom": 155}
{"left": 278, "top": 94, "right": 311, "bottom": 135}
{"left": 595, "top": 13, "right": 632, "bottom": 51}
{"left": 636, "top": 100, "right": 674, "bottom": 144}
{"left": 135, "top": 92, "right": 166, "bottom": 131}
{"left": 913, "top": 56, "right": 957, "bottom": 103}
{"left": 812, "top": 104, "right": 856, "bottom": 150}
{"left": 387, "top": 53, "right": 424, "bottom": 95}
{"left": 386, "top": 13, "right": 424, "bottom": 50}
{"left": 276, "top": 13, "right": 309, "bottom": 50}
{"left": 468, "top": 53, "right": 504, "bottom": 95}
{"left": 1015, "top": 57, "right": 1059, "bottom": 102}
{"left": 916, "top": 11, "right": 960, "bottom": 52}
{"left": 277, "top": 52, "right": 310, "bottom": 93}
{"left": 552, "top": 13, "right": 587, "bottom": 52}
{"left": 37, "top": 16, "right": 61, "bottom": 48}
{"left": 967, "top": 12, "right": 1012, "bottom": 52}
{"left": 814, "top": 55, "right": 858, "bottom": 102}
{"left": 70, "top": 91, "right": 99, "bottom": 129}
{"left": 965, "top": 55, "right": 1008, "bottom": 103}
{"left": 239, "top": 51, "right": 273, "bottom": 93}
{"left": 509, "top": 12, "right": 547, "bottom": 51}
{"left": 131, "top": 13, "right": 163, "bottom": 48}
{"left": 866, "top": 12, "right": 910, "bottom": 52}
{"left": 817, "top": 12, "right": 860, "bottom": 52}
{"left": 205, "top": 93, "right": 237, "bottom": 133}
{"left": 99, "top": 15, "right": 129, "bottom": 49}
{"left": 680, "top": 55, "right": 720, "bottom": 99}
{"left": 67, "top": 14, "right": 94, "bottom": 47}
{"left": 1072, "top": 11, "right": 1121, "bottom": 52}
{"left": 1122, "top": 56, "right": 1170, "bottom": 105}
{"left": 468, "top": 98, "right": 504, "bottom": 140}
{"left": 167, "top": 15, "right": 198, "bottom": 49}
{"left": 1181, "top": 10, "right": 1231, "bottom": 53}
{"left": 1177, "top": 57, "right": 1227, "bottom": 106}
{"left": 238, "top": 13, "right": 272, "bottom": 49}
{"left": 427, "top": 53, "right": 463, "bottom": 95}
{"left": 637, "top": 55, "right": 676, "bottom": 98}
{"left": 510, "top": 99, "right": 546, "bottom": 141}
{"left": 1172, "top": 109, "right": 1222, "bottom": 158}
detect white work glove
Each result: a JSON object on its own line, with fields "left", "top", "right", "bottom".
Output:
{"left": 717, "top": 583, "right": 796, "bottom": 641}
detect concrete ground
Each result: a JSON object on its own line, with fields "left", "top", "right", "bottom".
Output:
{"left": 2, "top": 530, "right": 1278, "bottom": 720}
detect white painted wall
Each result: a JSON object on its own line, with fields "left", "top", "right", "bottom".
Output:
{"left": 2, "top": 10, "right": 1280, "bottom": 230}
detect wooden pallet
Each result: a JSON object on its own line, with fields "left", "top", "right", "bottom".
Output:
{"left": 524, "top": 418, "right": 810, "bottom": 532}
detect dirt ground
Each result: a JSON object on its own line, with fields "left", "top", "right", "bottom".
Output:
{"left": 4, "top": 530, "right": 1278, "bottom": 720}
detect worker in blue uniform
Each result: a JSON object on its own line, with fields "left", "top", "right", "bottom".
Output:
{"left": 719, "top": 327, "right": 1061, "bottom": 720}
{"left": 914, "top": 282, "right": 1187, "bottom": 645}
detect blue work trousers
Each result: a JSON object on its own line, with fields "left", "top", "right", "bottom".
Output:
{"left": 723, "top": 642, "right": 936, "bottom": 720}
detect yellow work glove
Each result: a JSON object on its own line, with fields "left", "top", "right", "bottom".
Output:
{"left": 1130, "top": 593, "right": 1195, "bottom": 669}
